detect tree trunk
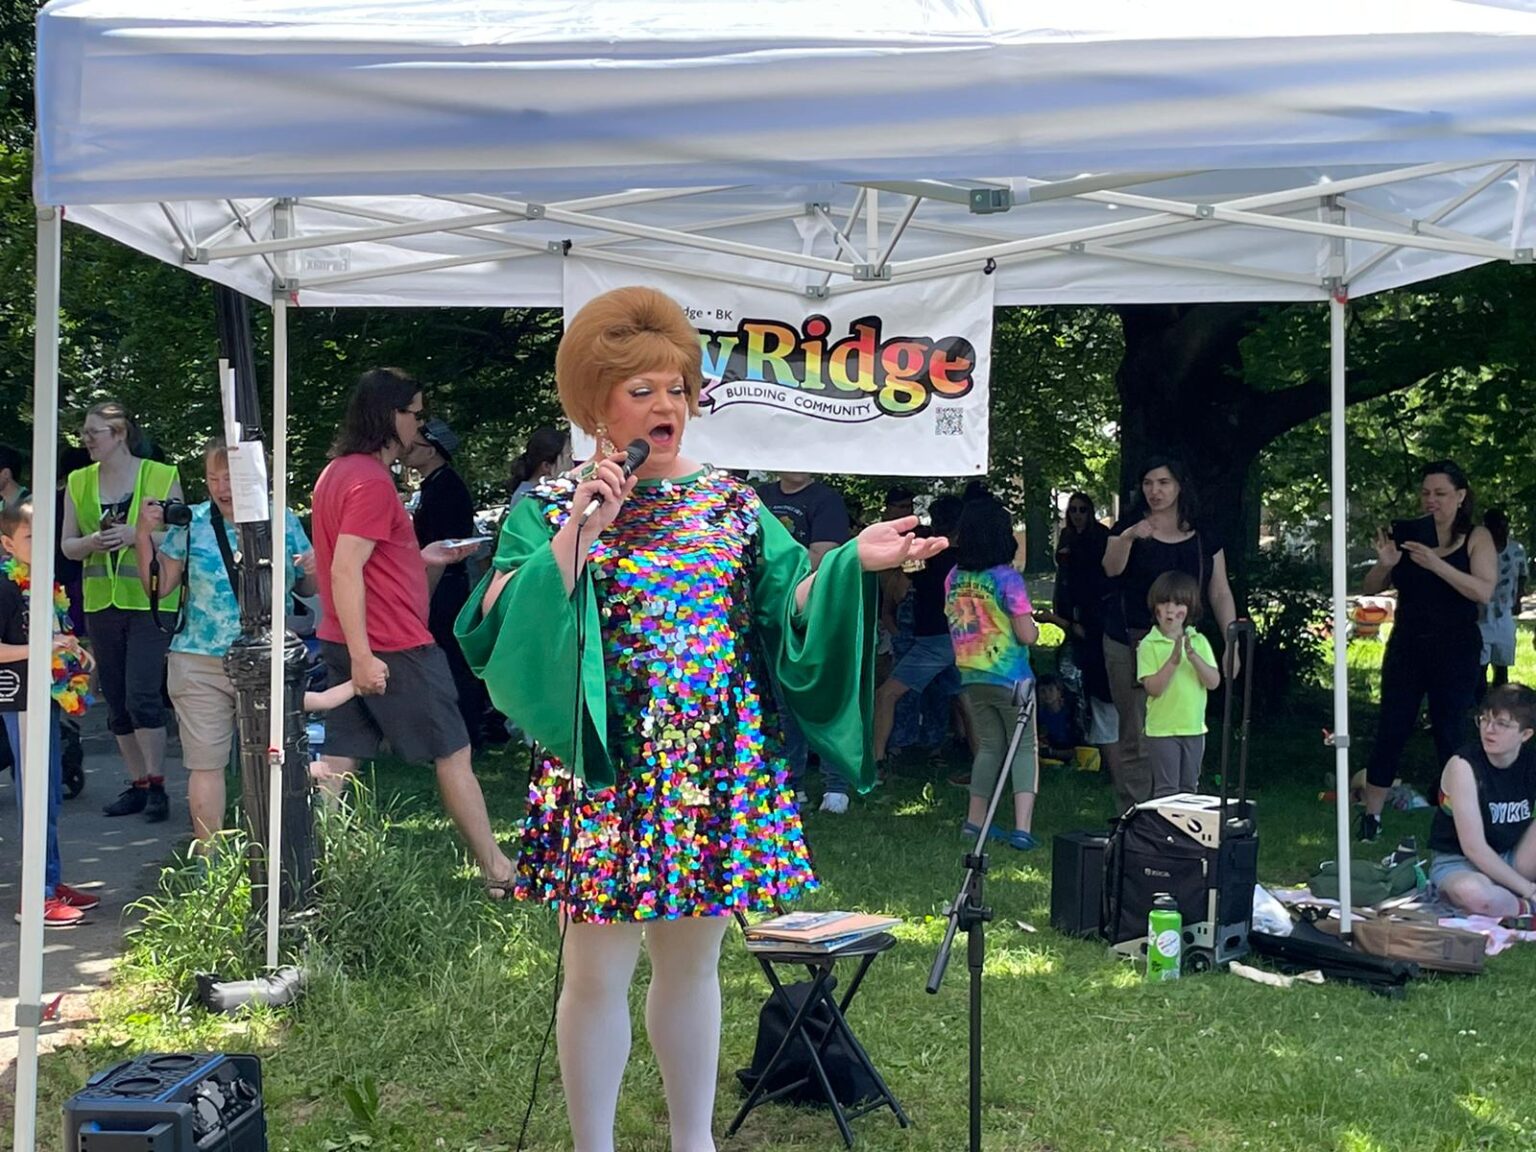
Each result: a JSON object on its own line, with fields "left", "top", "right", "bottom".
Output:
{"left": 1113, "top": 304, "right": 1265, "bottom": 603}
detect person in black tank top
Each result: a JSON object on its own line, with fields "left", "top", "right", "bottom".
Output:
{"left": 1100, "top": 458, "right": 1238, "bottom": 813}
{"left": 1426, "top": 684, "right": 1536, "bottom": 919}
{"left": 1359, "top": 461, "right": 1497, "bottom": 842}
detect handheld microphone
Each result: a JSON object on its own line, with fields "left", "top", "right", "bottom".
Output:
{"left": 579, "top": 438, "right": 651, "bottom": 525}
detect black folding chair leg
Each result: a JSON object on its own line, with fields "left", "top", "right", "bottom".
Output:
{"left": 798, "top": 1021, "right": 857, "bottom": 1148}
{"left": 835, "top": 953, "right": 878, "bottom": 1013}
{"left": 727, "top": 968, "right": 839, "bottom": 1138}
{"left": 830, "top": 1012, "right": 909, "bottom": 1127}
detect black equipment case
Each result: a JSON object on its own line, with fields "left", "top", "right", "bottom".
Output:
{"left": 1102, "top": 620, "right": 1259, "bottom": 971}
{"left": 64, "top": 1052, "right": 265, "bottom": 1151}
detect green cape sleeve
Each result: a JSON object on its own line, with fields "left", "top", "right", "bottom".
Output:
{"left": 453, "top": 497, "right": 614, "bottom": 788}
{"left": 752, "top": 506, "right": 880, "bottom": 793}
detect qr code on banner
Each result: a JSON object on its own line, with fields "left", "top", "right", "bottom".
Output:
{"left": 935, "top": 408, "right": 964, "bottom": 437}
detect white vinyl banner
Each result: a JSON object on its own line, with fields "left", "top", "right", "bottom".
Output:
{"left": 563, "top": 265, "right": 993, "bottom": 476}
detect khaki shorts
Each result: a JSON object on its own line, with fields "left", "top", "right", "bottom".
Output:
{"left": 167, "top": 651, "right": 237, "bottom": 771}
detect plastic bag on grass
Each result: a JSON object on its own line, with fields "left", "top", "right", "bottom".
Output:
{"left": 1252, "top": 884, "right": 1294, "bottom": 937}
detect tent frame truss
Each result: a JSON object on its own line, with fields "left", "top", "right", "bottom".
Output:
{"left": 135, "top": 159, "right": 1536, "bottom": 304}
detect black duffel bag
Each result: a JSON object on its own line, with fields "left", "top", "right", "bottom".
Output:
{"left": 736, "top": 978, "right": 878, "bottom": 1108}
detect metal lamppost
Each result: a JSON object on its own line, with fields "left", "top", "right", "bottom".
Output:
{"left": 213, "top": 286, "right": 315, "bottom": 919}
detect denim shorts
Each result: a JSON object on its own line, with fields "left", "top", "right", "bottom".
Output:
{"left": 891, "top": 633, "right": 956, "bottom": 694}
{"left": 1428, "top": 847, "right": 1520, "bottom": 891}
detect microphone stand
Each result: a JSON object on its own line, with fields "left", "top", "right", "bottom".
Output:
{"left": 926, "top": 678, "right": 1037, "bottom": 1152}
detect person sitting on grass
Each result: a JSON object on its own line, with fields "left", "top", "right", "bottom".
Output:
{"left": 0, "top": 498, "right": 100, "bottom": 927}
{"left": 1035, "top": 674, "right": 1080, "bottom": 763}
{"left": 1427, "top": 683, "right": 1536, "bottom": 922}
{"left": 944, "top": 495, "right": 1040, "bottom": 850}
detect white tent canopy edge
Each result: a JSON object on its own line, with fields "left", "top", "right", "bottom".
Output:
{"left": 24, "top": 1, "right": 1536, "bottom": 1148}
{"left": 58, "top": 162, "right": 1536, "bottom": 310}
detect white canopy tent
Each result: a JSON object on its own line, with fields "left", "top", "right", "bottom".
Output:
{"left": 21, "top": 0, "right": 1536, "bottom": 1145}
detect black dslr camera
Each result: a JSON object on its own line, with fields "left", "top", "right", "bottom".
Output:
{"left": 150, "top": 498, "right": 194, "bottom": 527}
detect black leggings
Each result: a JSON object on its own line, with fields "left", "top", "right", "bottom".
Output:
{"left": 86, "top": 606, "right": 172, "bottom": 735}
{"left": 1366, "top": 627, "right": 1480, "bottom": 788}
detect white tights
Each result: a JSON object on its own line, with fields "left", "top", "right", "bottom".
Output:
{"left": 556, "top": 915, "right": 730, "bottom": 1152}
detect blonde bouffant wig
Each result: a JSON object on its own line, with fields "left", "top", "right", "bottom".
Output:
{"left": 555, "top": 286, "right": 703, "bottom": 435}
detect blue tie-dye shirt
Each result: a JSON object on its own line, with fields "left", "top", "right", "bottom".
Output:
{"left": 160, "top": 501, "right": 311, "bottom": 657}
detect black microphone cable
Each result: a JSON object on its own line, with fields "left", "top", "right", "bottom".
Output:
{"left": 514, "top": 444, "right": 650, "bottom": 1151}
{"left": 514, "top": 501, "right": 594, "bottom": 1152}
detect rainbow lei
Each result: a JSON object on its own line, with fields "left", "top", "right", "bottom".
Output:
{"left": 1, "top": 555, "right": 93, "bottom": 716}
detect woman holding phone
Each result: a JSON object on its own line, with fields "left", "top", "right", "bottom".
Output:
{"left": 1359, "top": 460, "right": 1496, "bottom": 842}
{"left": 61, "top": 400, "right": 182, "bottom": 823}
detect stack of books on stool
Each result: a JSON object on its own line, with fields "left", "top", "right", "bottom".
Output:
{"left": 744, "top": 910, "right": 901, "bottom": 954}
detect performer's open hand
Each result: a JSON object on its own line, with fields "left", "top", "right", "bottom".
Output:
{"left": 856, "top": 516, "right": 949, "bottom": 573}
{"left": 571, "top": 451, "right": 638, "bottom": 537}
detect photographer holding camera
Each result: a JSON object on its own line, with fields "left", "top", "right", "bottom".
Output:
{"left": 135, "top": 436, "right": 317, "bottom": 847}
{"left": 61, "top": 400, "right": 182, "bottom": 823}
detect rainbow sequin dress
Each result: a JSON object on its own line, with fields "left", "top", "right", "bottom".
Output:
{"left": 456, "top": 468, "right": 877, "bottom": 924}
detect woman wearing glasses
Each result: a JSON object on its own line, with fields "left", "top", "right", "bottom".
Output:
{"left": 1427, "top": 684, "right": 1536, "bottom": 921}
{"left": 60, "top": 400, "right": 182, "bottom": 823}
{"left": 1359, "top": 460, "right": 1496, "bottom": 842}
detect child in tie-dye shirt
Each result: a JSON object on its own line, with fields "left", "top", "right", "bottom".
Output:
{"left": 944, "top": 497, "right": 1041, "bottom": 850}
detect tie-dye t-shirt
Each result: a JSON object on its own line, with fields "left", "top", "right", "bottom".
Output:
{"left": 161, "top": 501, "right": 311, "bottom": 658}
{"left": 944, "top": 564, "right": 1034, "bottom": 687}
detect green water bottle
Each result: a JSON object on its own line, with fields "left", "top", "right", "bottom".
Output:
{"left": 1147, "top": 893, "right": 1182, "bottom": 982}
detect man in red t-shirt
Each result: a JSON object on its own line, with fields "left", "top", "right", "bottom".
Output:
{"left": 311, "top": 368, "right": 512, "bottom": 896}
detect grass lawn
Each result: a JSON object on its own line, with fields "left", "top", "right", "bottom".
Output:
{"left": 17, "top": 627, "right": 1536, "bottom": 1152}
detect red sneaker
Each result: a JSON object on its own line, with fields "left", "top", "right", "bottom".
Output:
{"left": 53, "top": 883, "right": 101, "bottom": 911}
{"left": 13, "top": 897, "right": 86, "bottom": 928}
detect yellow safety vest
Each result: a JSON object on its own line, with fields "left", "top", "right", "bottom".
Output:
{"left": 67, "top": 460, "right": 181, "bottom": 612}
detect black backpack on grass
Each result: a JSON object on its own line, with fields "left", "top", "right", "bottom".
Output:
{"left": 735, "top": 979, "right": 879, "bottom": 1108}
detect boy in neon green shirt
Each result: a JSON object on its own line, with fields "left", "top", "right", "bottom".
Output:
{"left": 1137, "top": 571, "right": 1221, "bottom": 798}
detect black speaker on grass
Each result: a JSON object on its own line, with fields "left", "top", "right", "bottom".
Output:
{"left": 64, "top": 1052, "right": 265, "bottom": 1151}
{"left": 1050, "top": 829, "right": 1109, "bottom": 938}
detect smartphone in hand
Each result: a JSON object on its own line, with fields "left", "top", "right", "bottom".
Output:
{"left": 1390, "top": 516, "right": 1437, "bottom": 549}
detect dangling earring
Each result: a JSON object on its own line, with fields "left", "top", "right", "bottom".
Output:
{"left": 594, "top": 423, "right": 617, "bottom": 458}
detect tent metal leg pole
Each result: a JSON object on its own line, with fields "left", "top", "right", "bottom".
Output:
{"left": 1330, "top": 290, "right": 1354, "bottom": 932}
{"left": 266, "top": 293, "right": 290, "bottom": 972}
{"left": 14, "top": 203, "right": 63, "bottom": 1152}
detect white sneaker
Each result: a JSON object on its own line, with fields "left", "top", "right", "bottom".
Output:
{"left": 794, "top": 790, "right": 810, "bottom": 805}
{"left": 819, "top": 792, "right": 850, "bottom": 815}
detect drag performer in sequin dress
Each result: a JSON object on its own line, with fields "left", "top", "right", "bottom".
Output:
{"left": 456, "top": 286, "right": 947, "bottom": 1152}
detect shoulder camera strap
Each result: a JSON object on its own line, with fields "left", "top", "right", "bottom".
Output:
{"left": 209, "top": 504, "right": 242, "bottom": 595}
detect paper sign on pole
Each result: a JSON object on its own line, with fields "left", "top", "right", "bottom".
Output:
{"left": 219, "top": 359, "right": 240, "bottom": 446}
{"left": 227, "top": 440, "right": 270, "bottom": 524}
{"left": 562, "top": 265, "right": 993, "bottom": 476}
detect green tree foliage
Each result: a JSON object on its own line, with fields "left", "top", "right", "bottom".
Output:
{"left": 1250, "top": 263, "right": 1536, "bottom": 560}
{"left": 283, "top": 306, "right": 563, "bottom": 507}
{"left": 5, "top": 0, "right": 1534, "bottom": 566}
